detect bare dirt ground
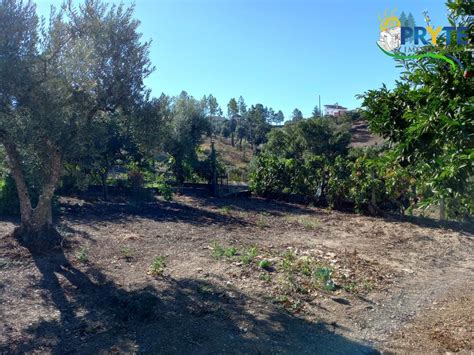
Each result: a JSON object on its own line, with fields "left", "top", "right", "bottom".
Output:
{"left": 349, "top": 120, "right": 385, "bottom": 148}
{"left": 1, "top": 192, "right": 472, "bottom": 354}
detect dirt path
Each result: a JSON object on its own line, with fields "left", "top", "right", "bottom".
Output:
{"left": 1, "top": 194, "right": 472, "bottom": 353}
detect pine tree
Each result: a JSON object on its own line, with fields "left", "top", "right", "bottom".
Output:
{"left": 312, "top": 105, "right": 321, "bottom": 118}
{"left": 291, "top": 108, "right": 304, "bottom": 121}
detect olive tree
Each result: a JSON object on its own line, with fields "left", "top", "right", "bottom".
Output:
{"left": 0, "top": 0, "right": 153, "bottom": 243}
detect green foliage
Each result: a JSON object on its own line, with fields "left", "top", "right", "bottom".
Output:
{"left": 148, "top": 256, "right": 167, "bottom": 276}
{"left": 259, "top": 259, "right": 271, "bottom": 270}
{"left": 295, "top": 256, "right": 314, "bottom": 276}
{"left": 128, "top": 168, "right": 153, "bottom": 204}
{"left": 211, "top": 241, "right": 238, "bottom": 260}
{"left": 249, "top": 153, "right": 326, "bottom": 198}
{"left": 227, "top": 98, "right": 239, "bottom": 118}
{"left": 0, "top": 174, "right": 47, "bottom": 217}
{"left": 76, "top": 247, "right": 89, "bottom": 263}
{"left": 357, "top": 3, "right": 473, "bottom": 220}
{"left": 314, "top": 267, "right": 336, "bottom": 291}
{"left": 259, "top": 273, "right": 272, "bottom": 282}
{"left": 0, "top": 0, "right": 156, "bottom": 228}
{"left": 240, "top": 246, "right": 258, "bottom": 265}
{"left": 280, "top": 250, "right": 296, "bottom": 273}
{"left": 246, "top": 2, "right": 472, "bottom": 220}
{"left": 291, "top": 108, "right": 304, "bottom": 121}
{"left": 165, "top": 92, "right": 210, "bottom": 184}
{"left": 223, "top": 246, "right": 238, "bottom": 258}
{"left": 210, "top": 241, "right": 225, "bottom": 259}
{"left": 156, "top": 179, "right": 173, "bottom": 201}
{"left": 144, "top": 172, "right": 173, "bottom": 201}
{"left": 265, "top": 117, "right": 350, "bottom": 160}
{"left": 349, "top": 155, "right": 386, "bottom": 213}
{"left": 326, "top": 156, "right": 353, "bottom": 209}
{"left": 250, "top": 116, "right": 352, "bottom": 202}
{"left": 219, "top": 206, "right": 232, "bottom": 214}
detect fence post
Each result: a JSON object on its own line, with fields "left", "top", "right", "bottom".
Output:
{"left": 210, "top": 142, "right": 218, "bottom": 197}
{"left": 439, "top": 197, "right": 446, "bottom": 221}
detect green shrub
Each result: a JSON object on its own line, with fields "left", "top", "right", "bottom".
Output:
{"left": 249, "top": 153, "right": 326, "bottom": 199}
{"left": 154, "top": 175, "right": 173, "bottom": 201}
{"left": 223, "top": 246, "right": 238, "bottom": 258}
{"left": 210, "top": 241, "right": 224, "bottom": 259}
{"left": 349, "top": 155, "right": 387, "bottom": 213}
{"left": 148, "top": 256, "right": 167, "bottom": 276}
{"left": 145, "top": 172, "right": 173, "bottom": 201}
{"left": 281, "top": 250, "right": 296, "bottom": 272}
{"left": 326, "top": 156, "right": 352, "bottom": 209}
{"left": 240, "top": 246, "right": 258, "bottom": 265}
{"left": 259, "top": 259, "right": 271, "bottom": 270}
{"left": 314, "top": 267, "right": 336, "bottom": 291}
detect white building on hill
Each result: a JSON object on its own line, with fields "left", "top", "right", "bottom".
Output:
{"left": 324, "top": 103, "right": 348, "bottom": 117}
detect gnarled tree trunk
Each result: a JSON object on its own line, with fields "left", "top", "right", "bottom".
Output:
{"left": 1, "top": 135, "right": 62, "bottom": 247}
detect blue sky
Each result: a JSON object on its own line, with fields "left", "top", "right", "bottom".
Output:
{"left": 35, "top": 0, "right": 449, "bottom": 119}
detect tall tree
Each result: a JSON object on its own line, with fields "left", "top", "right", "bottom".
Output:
{"left": 246, "top": 104, "right": 271, "bottom": 149}
{"left": 166, "top": 92, "right": 209, "bottom": 184}
{"left": 227, "top": 98, "right": 238, "bottom": 118}
{"left": 312, "top": 105, "right": 322, "bottom": 118}
{"left": 291, "top": 108, "right": 304, "bottom": 121}
{"left": 0, "top": 0, "right": 153, "bottom": 243}
{"left": 202, "top": 94, "right": 222, "bottom": 138}
{"left": 274, "top": 110, "right": 285, "bottom": 125}
{"left": 237, "top": 96, "right": 247, "bottom": 116}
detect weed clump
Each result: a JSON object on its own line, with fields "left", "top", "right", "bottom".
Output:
{"left": 211, "top": 241, "right": 238, "bottom": 259}
{"left": 148, "top": 256, "right": 167, "bottom": 276}
{"left": 76, "top": 247, "right": 89, "bottom": 263}
{"left": 314, "top": 266, "right": 336, "bottom": 291}
{"left": 240, "top": 246, "right": 258, "bottom": 265}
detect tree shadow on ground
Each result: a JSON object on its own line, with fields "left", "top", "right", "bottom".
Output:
{"left": 61, "top": 197, "right": 249, "bottom": 228}
{"left": 383, "top": 213, "right": 474, "bottom": 236}
{"left": 186, "top": 194, "right": 321, "bottom": 217}
{"left": 3, "top": 242, "right": 379, "bottom": 354}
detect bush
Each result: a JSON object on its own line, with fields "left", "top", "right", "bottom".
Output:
{"left": 145, "top": 173, "right": 173, "bottom": 201}
{"left": 326, "top": 156, "right": 352, "bottom": 209}
{"left": 249, "top": 153, "right": 326, "bottom": 199}
{"left": 148, "top": 256, "right": 167, "bottom": 276}
{"left": 349, "top": 156, "right": 386, "bottom": 213}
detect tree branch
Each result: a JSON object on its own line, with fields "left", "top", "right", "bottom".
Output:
{"left": 0, "top": 130, "right": 33, "bottom": 222}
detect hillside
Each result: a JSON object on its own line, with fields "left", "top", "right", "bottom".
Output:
{"left": 349, "top": 119, "right": 385, "bottom": 148}
{"left": 201, "top": 137, "right": 254, "bottom": 182}
{"left": 201, "top": 120, "right": 383, "bottom": 183}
